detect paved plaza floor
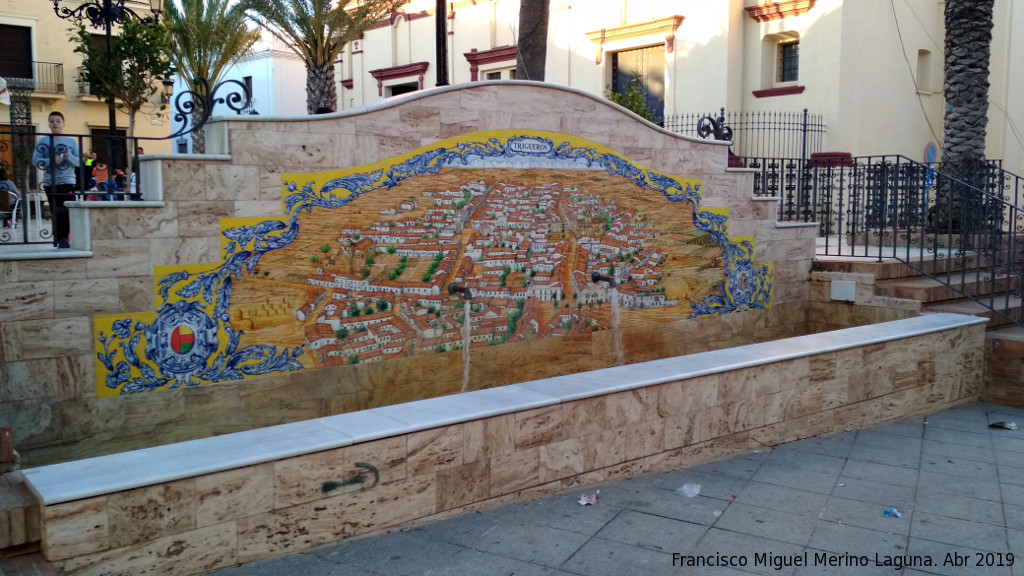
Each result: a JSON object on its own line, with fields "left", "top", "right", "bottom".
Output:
{"left": 202, "top": 402, "right": 1024, "bottom": 576}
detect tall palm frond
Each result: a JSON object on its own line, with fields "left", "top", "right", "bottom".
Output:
{"left": 164, "top": 0, "right": 260, "bottom": 152}
{"left": 243, "top": 0, "right": 406, "bottom": 114}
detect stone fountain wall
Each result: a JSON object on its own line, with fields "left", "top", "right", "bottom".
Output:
{"left": 1, "top": 82, "right": 820, "bottom": 466}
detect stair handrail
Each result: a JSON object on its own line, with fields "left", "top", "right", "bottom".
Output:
{"left": 814, "top": 154, "right": 1024, "bottom": 327}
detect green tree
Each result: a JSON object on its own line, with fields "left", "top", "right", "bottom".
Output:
{"left": 243, "top": 0, "right": 406, "bottom": 114}
{"left": 164, "top": 0, "right": 260, "bottom": 153}
{"left": 73, "top": 19, "right": 171, "bottom": 173}
{"left": 605, "top": 73, "right": 656, "bottom": 122}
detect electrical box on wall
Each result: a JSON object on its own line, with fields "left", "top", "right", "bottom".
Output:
{"left": 830, "top": 280, "right": 856, "bottom": 302}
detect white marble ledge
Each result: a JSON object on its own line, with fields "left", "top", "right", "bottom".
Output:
{"left": 0, "top": 247, "right": 93, "bottom": 261}
{"left": 21, "top": 312, "right": 986, "bottom": 506}
{"left": 775, "top": 221, "right": 819, "bottom": 228}
{"left": 65, "top": 200, "right": 166, "bottom": 209}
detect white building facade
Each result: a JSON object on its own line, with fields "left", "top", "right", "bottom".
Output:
{"left": 324, "top": 0, "right": 1022, "bottom": 175}
{"left": 169, "top": 34, "right": 307, "bottom": 153}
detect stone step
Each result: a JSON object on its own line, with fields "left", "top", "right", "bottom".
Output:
{"left": 924, "top": 294, "right": 1024, "bottom": 330}
{"left": 876, "top": 271, "right": 1020, "bottom": 304}
{"left": 0, "top": 553, "right": 56, "bottom": 576}
{"left": 815, "top": 255, "right": 1022, "bottom": 331}
{"left": 815, "top": 254, "right": 984, "bottom": 280}
{"left": 0, "top": 472, "right": 40, "bottom": 557}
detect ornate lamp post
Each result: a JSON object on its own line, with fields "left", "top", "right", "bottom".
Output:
{"left": 51, "top": 0, "right": 165, "bottom": 171}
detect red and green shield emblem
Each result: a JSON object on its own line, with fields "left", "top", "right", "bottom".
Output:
{"left": 170, "top": 325, "right": 195, "bottom": 354}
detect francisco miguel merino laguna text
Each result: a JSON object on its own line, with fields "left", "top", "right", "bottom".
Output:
{"left": 672, "top": 551, "right": 946, "bottom": 570}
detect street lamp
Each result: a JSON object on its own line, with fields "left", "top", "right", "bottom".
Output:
{"left": 52, "top": 0, "right": 165, "bottom": 171}
{"left": 161, "top": 76, "right": 175, "bottom": 105}
{"left": 52, "top": 0, "right": 163, "bottom": 29}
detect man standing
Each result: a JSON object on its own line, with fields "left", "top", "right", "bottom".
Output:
{"left": 32, "top": 111, "right": 79, "bottom": 248}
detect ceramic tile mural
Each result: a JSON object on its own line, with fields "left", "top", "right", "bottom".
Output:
{"left": 93, "top": 130, "right": 773, "bottom": 397}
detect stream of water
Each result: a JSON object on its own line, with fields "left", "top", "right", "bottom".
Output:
{"left": 610, "top": 287, "right": 623, "bottom": 365}
{"left": 461, "top": 303, "right": 472, "bottom": 392}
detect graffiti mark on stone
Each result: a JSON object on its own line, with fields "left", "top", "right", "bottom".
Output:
{"left": 320, "top": 462, "right": 380, "bottom": 494}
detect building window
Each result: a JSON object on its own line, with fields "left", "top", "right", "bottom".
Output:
{"left": 368, "top": 61, "right": 429, "bottom": 96}
{"left": 484, "top": 68, "right": 515, "bottom": 80}
{"left": 387, "top": 82, "right": 418, "bottom": 97}
{"left": 610, "top": 45, "right": 665, "bottom": 123}
{"left": 777, "top": 41, "right": 799, "bottom": 83}
{"left": 916, "top": 49, "right": 933, "bottom": 92}
{"left": 463, "top": 46, "right": 517, "bottom": 82}
{"left": 0, "top": 25, "right": 32, "bottom": 80}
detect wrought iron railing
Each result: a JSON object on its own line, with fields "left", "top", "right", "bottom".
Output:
{"left": 748, "top": 154, "right": 1024, "bottom": 325}
{"left": 0, "top": 128, "right": 145, "bottom": 245}
{"left": 1, "top": 77, "right": 253, "bottom": 246}
{"left": 0, "top": 62, "right": 65, "bottom": 94}
{"left": 665, "top": 108, "right": 825, "bottom": 161}
{"left": 77, "top": 66, "right": 96, "bottom": 97}
{"left": 33, "top": 61, "right": 65, "bottom": 93}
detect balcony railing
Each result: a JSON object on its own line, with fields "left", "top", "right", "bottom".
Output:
{"left": 0, "top": 62, "right": 64, "bottom": 94}
{"left": 33, "top": 62, "right": 64, "bottom": 93}
{"left": 77, "top": 66, "right": 96, "bottom": 97}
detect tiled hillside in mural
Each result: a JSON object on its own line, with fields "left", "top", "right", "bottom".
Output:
{"left": 94, "top": 130, "right": 773, "bottom": 397}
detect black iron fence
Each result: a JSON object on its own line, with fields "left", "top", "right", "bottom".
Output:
{"left": 664, "top": 108, "right": 826, "bottom": 161}
{"left": 753, "top": 154, "right": 1024, "bottom": 325}
{"left": 1, "top": 75, "right": 254, "bottom": 246}
{"left": 0, "top": 128, "right": 145, "bottom": 245}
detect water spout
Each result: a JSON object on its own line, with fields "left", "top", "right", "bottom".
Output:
{"left": 448, "top": 284, "right": 473, "bottom": 299}
{"left": 591, "top": 271, "right": 616, "bottom": 287}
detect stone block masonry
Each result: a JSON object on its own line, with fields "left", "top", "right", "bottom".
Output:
{"left": 23, "top": 314, "right": 986, "bottom": 575}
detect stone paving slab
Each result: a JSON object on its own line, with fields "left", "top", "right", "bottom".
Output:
{"left": 201, "top": 402, "right": 1024, "bottom": 576}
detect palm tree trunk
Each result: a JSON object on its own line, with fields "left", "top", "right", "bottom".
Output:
{"left": 515, "top": 0, "right": 550, "bottom": 81}
{"left": 191, "top": 106, "right": 207, "bottom": 154}
{"left": 306, "top": 61, "right": 337, "bottom": 114}
{"left": 930, "top": 0, "right": 994, "bottom": 233}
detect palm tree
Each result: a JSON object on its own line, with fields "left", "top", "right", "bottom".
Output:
{"left": 242, "top": 0, "right": 406, "bottom": 114}
{"left": 164, "top": 0, "right": 260, "bottom": 153}
{"left": 515, "top": 0, "right": 550, "bottom": 81}
{"left": 931, "top": 0, "right": 994, "bottom": 233}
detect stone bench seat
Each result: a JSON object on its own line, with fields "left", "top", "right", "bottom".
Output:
{"left": 23, "top": 312, "right": 985, "bottom": 507}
